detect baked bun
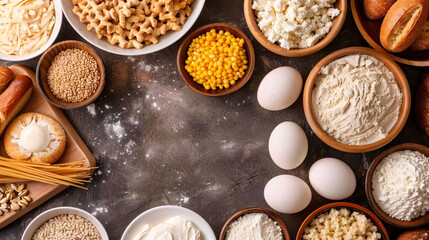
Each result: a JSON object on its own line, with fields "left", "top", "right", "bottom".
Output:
{"left": 0, "top": 67, "right": 14, "bottom": 94}
{"left": 380, "top": 0, "right": 429, "bottom": 52}
{"left": 364, "top": 0, "right": 395, "bottom": 20}
{"left": 397, "top": 229, "right": 429, "bottom": 240}
{"left": 415, "top": 71, "right": 429, "bottom": 136}
{"left": 410, "top": 19, "right": 429, "bottom": 51}
{"left": 4, "top": 112, "right": 66, "bottom": 164}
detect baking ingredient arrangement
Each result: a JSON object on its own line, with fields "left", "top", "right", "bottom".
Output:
{"left": 0, "top": 0, "right": 427, "bottom": 239}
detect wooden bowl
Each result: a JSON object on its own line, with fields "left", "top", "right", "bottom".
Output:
{"left": 36, "top": 40, "right": 106, "bottom": 109}
{"left": 219, "top": 207, "right": 290, "bottom": 240}
{"left": 296, "top": 202, "right": 389, "bottom": 240}
{"left": 243, "top": 0, "right": 347, "bottom": 57}
{"left": 351, "top": 0, "right": 429, "bottom": 67}
{"left": 365, "top": 143, "right": 429, "bottom": 228}
{"left": 177, "top": 23, "right": 255, "bottom": 97}
{"left": 303, "top": 47, "right": 411, "bottom": 153}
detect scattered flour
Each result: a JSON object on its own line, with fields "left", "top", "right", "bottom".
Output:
{"left": 92, "top": 207, "right": 108, "bottom": 216}
{"left": 86, "top": 104, "right": 96, "bottom": 116}
{"left": 104, "top": 121, "right": 125, "bottom": 139}
{"left": 125, "top": 140, "right": 136, "bottom": 154}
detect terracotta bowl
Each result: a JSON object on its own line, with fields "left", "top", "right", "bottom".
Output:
{"left": 365, "top": 143, "right": 429, "bottom": 228}
{"left": 219, "top": 207, "right": 290, "bottom": 240}
{"left": 303, "top": 47, "right": 411, "bottom": 153}
{"left": 36, "top": 40, "right": 106, "bottom": 109}
{"left": 177, "top": 23, "right": 255, "bottom": 97}
{"left": 296, "top": 202, "right": 389, "bottom": 240}
{"left": 350, "top": 0, "right": 429, "bottom": 67}
{"left": 243, "top": 0, "right": 347, "bottom": 57}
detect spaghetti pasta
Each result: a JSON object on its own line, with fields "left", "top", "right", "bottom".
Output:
{"left": 0, "top": 156, "right": 96, "bottom": 189}
{"left": 0, "top": 0, "right": 55, "bottom": 55}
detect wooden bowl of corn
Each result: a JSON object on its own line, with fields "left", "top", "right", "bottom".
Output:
{"left": 177, "top": 23, "right": 255, "bottom": 97}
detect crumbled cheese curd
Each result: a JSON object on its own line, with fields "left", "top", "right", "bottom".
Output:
{"left": 302, "top": 208, "right": 381, "bottom": 240}
{"left": 252, "top": 0, "right": 340, "bottom": 49}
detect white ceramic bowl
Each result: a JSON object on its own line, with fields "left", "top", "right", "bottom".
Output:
{"left": 121, "top": 205, "right": 216, "bottom": 240}
{"left": 61, "top": 0, "right": 205, "bottom": 56}
{"left": 0, "top": 0, "right": 63, "bottom": 61}
{"left": 21, "top": 206, "right": 109, "bottom": 240}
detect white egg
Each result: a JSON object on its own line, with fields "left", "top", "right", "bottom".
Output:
{"left": 309, "top": 158, "right": 356, "bottom": 200}
{"left": 264, "top": 175, "right": 311, "bottom": 214}
{"left": 257, "top": 66, "right": 303, "bottom": 111}
{"left": 269, "top": 121, "right": 308, "bottom": 170}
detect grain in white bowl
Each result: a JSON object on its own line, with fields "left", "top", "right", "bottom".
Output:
{"left": 31, "top": 214, "right": 102, "bottom": 240}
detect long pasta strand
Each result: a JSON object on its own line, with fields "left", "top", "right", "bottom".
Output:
{"left": 0, "top": 156, "right": 96, "bottom": 189}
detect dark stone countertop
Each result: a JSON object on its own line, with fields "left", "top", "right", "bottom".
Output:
{"left": 1, "top": 1, "right": 428, "bottom": 239}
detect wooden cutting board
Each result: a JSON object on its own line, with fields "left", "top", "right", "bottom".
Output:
{"left": 0, "top": 64, "right": 96, "bottom": 229}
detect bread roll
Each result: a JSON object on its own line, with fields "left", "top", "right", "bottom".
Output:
{"left": 0, "top": 75, "right": 33, "bottom": 136}
{"left": 4, "top": 112, "right": 66, "bottom": 164}
{"left": 380, "top": 0, "right": 429, "bottom": 52}
{"left": 364, "top": 0, "right": 395, "bottom": 20}
{"left": 0, "top": 67, "right": 14, "bottom": 94}
{"left": 415, "top": 71, "right": 429, "bottom": 136}
{"left": 410, "top": 19, "right": 429, "bottom": 51}
{"left": 397, "top": 229, "right": 429, "bottom": 240}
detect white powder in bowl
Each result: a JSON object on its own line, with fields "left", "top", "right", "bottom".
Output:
{"left": 372, "top": 150, "right": 429, "bottom": 221}
{"left": 225, "top": 213, "right": 283, "bottom": 240}
{"left": 312, "top": 54, "right": 402, "bottom": 145}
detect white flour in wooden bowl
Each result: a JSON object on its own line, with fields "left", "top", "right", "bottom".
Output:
{"left": 312, "top": 54, "right": 402, "bottom": 145}
{"left": 225, "top": 213, "right": 282, "bottom": 240}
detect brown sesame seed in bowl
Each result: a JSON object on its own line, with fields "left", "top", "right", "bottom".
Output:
{"left": 47, "top": 48, "right": 100, "bottom": 103}
{"left": 37, "top": 40, "right": 106, "bottom": 109}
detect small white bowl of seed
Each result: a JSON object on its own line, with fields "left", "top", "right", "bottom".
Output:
{"left": 22, "top": 206, "right": 109, "bottom": 240}
{"left": 36, "top": 40, "right": 106, "bottom": 109}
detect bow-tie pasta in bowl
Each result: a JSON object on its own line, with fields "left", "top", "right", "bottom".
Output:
{"left": 62, "top": 0, "right": 205, "bottom": 55}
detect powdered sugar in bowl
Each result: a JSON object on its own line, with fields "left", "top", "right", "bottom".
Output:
{"left": 366, "top": 143, "right": 429, "bottom": 228}
{"left": 219, "top": 207, "right": 290, "bottom": 240}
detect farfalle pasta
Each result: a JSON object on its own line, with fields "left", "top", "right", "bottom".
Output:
{"left": 72, "top": 0, "right": 194, "bottom": 49}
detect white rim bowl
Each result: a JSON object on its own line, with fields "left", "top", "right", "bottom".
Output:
{"left": 61, "top": 0, "right": 206, "bottom": 56}
{"left": 0, "top": 0, "right": 63, "bottom": 61}
{"left": 121, "top": 205, "right": 216, "bottom": 240}
{"left": 21, "top": 206, "right": 109, "bottom": 240}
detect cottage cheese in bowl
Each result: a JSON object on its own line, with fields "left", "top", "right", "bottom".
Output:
{"left": 252, "top": 0, "right": 340, "bottom": 49}
{"left": 312, "top": 54, "right": 402, "bottom": 145}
